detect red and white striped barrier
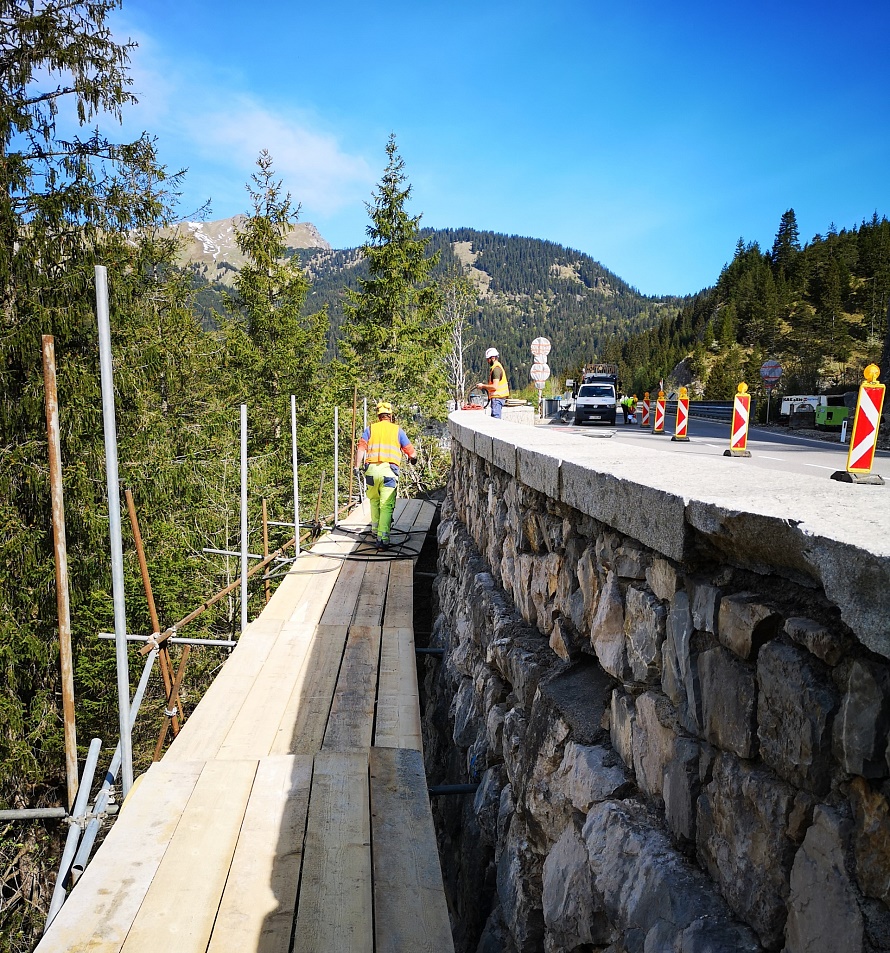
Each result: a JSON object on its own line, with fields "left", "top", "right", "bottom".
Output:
{"left": 653, "top": 392, "right": 666, "bottom": 434}
{"left": 672, "top": 387, "right": 690, "bottom": 442}
{"left": 640, "top": 393, "right": 650, "bottom": 427}
{"left": 833, "top": 365, "right": 885, "bottom": 484}
{"left": 724, "top": 383, "right": 752, "bottom": 457}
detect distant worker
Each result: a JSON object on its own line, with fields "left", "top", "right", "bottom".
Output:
{"left": 620, "top": 394, "right": 631, "bottom": 424}
{"left": 478, "top": 347, "right": 510, "bottom": 419}
{"left": 354, "top": 400, "right": 417, "bottom": 550}
{"left": 628, "top": 395, "right": 638, "bottom": 425}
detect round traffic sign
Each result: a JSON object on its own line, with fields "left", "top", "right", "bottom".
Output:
{"left": 530, "top": 362, "right": 551, "bottom": 382}
{"left": 760, "top": 360, "right": 783, "bottom": 382}
{"left": 530, "top": 337, "right": 551, "bottom": 359}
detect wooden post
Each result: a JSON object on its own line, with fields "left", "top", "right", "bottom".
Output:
{"left": 124, "top": 489, "right": 182, "bottom": 748}
{"left": 152, "top": 645, "right": 192, "bottom": 761}
{"left": 262, "top": 498, "right": 271, "bottom": 605}
{"left": 41, "top": 335, "right": 78, "bottom": 812}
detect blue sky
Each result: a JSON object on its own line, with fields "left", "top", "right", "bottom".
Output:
{"left": 108, "top": 0, "right": 890, "bottom": 297}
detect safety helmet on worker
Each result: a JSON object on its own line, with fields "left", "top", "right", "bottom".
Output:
{"left": 376, "top": 400, "right": 393, "bottom": 416}
{"left": 485, "top": 347, "right": 499, "bottom": 360}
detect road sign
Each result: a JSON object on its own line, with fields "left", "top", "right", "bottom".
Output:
{"left": 530, "top": 337, "right": 551, "bottom": 360}
{"left": 530, "top": 362, "right": 551, "bottom": 382}
{"left": 760, "top": 360, "right": 783, "bottom": 390}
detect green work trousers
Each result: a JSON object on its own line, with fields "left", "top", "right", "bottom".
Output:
{"left": 365, "top": 462, "right": 398, "bottom": 543}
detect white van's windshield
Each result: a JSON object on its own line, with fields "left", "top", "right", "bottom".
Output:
{"left": 578, "top": 384, "right": 614, "bottom": 398}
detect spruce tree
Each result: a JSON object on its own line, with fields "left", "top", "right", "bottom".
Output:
{"left": 341, "top": 135, "right": 446, "bottom": 419}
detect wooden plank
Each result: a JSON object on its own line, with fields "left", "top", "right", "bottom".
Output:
{"left": 216, "top": 625, "right": 317, "bottom": 760}
{"left": 322, "top": 626, "right": 382, "bottom": 752}
{"left": 207, "top": 755, "right": 313, "bottom": 953}
{"left": 382, "top": 559, "right": 413, "bottom": 629}
{"left": 271, "top": 624, "right": 350, "bottom": 756}
{"left": 120, "top": 759, "right": 257, "bottom": 953}
{"left": 163, "top": 673, "right": 256, "bottom": 762}
{"left": 353, "top": 561, "right": 390, "bottom": 627}
{"left": 319, "top": 557, "right": 367, "bottom": 626}
{"left": 217, "top": 617, "right": 283, "bottom": 680}
{"left": 283, "top": 551, "right": 346, "bottom": 626}
{"left": 374, "top": 627, "right": 422, "bottom": 751}
{"left": 370, "top": 747, "right": 454, "bottom": 953}
{"left": 293, "top": 750, "right": 372, "bottom": 953}
{"left": 35, "top": 761, "right": 204, "bottom": 953}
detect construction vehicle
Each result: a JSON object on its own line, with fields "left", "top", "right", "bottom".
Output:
{"left": 573, "top": 363, "right": 618, "bottom": 426}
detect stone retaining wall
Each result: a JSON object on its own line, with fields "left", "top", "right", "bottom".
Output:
{"left": 422, "top": 414, "right": 890, "bottom": 953}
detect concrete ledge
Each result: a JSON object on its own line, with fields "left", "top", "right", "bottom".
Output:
{"left": 449, "top": 411, "right": 890, "bottom": 656}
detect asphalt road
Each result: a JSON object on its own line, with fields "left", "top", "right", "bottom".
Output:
{"left": 543, "top": 415, "right": 890, "bottom": 481}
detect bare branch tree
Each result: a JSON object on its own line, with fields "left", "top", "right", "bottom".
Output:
{"left": 441, "top": 272, "right": 477, "bottom": 407}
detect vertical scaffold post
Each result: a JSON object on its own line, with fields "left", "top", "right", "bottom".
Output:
{"left": 41, "top": 335, "right": 78, "bottom": 811}
{"left": 291, "top": 395, "right": 300, "bottom": 554}
{"left": 240, "top": 403, "right": 248, "bottom": 633}
{"left": 95, "top": 265, "right": 133, "bottom": 798}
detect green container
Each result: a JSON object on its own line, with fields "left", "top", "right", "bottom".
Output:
{"left": 815, "top": 405, "right": 849, "bottom": 429}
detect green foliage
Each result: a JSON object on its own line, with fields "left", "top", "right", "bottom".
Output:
{"left": 340, "top": 135, "right": 448, "bottom": 422}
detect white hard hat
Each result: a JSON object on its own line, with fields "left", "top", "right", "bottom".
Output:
{"left": 485, "top": 347, "right": 499, "bottom": 359}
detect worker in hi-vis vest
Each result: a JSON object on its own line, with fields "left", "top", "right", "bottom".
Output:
{"left": 478, "top": 346, "right": 510, "bottom": 418}
{"left": 354, "top": 401, "right": 417, "bottom": 550}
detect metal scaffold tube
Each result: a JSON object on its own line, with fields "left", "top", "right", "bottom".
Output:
{"left": 95, "top": 265, "right": 133, "bottom": 798}
{"left": 44, "top": 737, "right": 102, "bottom": 931}
{"left": 333, "top": 406, "right": 339, "bottom": 528}
{"left": 69, "top": 649, "right": 158, "bottom": 886}
{"left": 240, "top": 404, "right": 248, "bottom": 634}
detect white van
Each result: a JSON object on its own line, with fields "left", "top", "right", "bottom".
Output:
{"left": 574, "top": 381, "right": 617, "bottom": 425}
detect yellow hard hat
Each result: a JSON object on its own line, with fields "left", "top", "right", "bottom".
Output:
{"left": 376, "top": 401, "right": 393, "bottom": 416}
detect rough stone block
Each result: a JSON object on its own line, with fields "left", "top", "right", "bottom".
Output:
{"left": 757, "top": 641, "right": 839, "bottom": 794}
{"left": 834, "top": 658, "right": 890, "bottom": 779}
{"left": 474, "top": 430, "right": 495, "bottom": 466}
{"left": 625, "top": 586, "right": 667, "bottom": 684}
{"left": 551, "top": 741, "right": 631, "bottom": 814}
{"left": 610, "top": 689, "right": 636, "bottom": 777}
{"left": 699, "top": 645, "right": 757, "bottom": 758}
{"left": 646, "top": 557, "right": 681, "bottom": 603}
{"left": 696, "top": 753, "right": 799, "bottom": 949}
{"left": 663, "top": 736, "right": 700, "bottom": 844}
{"left": 662, "top": 590, "right": 701, "bottom": 734}
{"left": 582, "top": 799, "right": 761, "bottom": 953}
{"left": 474, "top": 764, "right": 508, "bottom": 847}
{"left": 542, "top": 823, "right": 611, "bottom": 949}
{"left": 590, "top": 571, "right": 629, "bottom": 679}
{"left": 688, "top": 577, "right": 722, "bottom": 634}
{"left": 631, "top": 691, "right": 677, "bottom": 802}
{"left": 785, "top": 615, "right": 853, "bottom": 667}
{"left": 497, "top": 816, "right": 545, "bottom": 952}
{"left": 452, "top": 675, "right": 483, "bottom": 747}
{"left": 849, "top": 777, "right": 890, "bottom": 906}
{"left": 784, "top": 805, "right": 864, "bottom": 953}
{"left": 717, "top": 591, "right": 782, "bottom": 659}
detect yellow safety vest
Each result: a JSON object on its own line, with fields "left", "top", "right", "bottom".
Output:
{"left": 365, "top": 420, "right": 403, "bottom": 465}
{"left": 489, "top": 360, "right": 510, "bottom": 398}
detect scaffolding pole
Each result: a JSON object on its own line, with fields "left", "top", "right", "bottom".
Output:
{"left": 95, "top": 265, "right": 133, "bottom": 798}
{"left": 41, "top": 335, "right": 78, "bottom": 811}
{"left": 240, "top": 403, "right": 248, "bottom": 634}
{"left": 292, "top": 394, "right": 300, "bottom": 553}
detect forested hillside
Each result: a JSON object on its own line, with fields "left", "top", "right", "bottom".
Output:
{"left": 298, "top": 227, "right": 684, "bottom": 384}
{"left": 602, "top": 210, "right": 890, "bottom": 406}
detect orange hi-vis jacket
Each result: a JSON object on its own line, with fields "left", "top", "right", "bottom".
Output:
{"left": 489, "top": 360, "right": 509, "bottom": 398}
{"left": 359, "top": 420, "right": 415, "bottom": 466}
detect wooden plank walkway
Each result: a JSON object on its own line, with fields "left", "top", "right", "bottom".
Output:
{"left": 37, "top": 499, "right": 453, "bottom": 953}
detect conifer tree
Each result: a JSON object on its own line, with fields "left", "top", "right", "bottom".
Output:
{"left": 341, "top": 135, "right": 446, "bottom": 419}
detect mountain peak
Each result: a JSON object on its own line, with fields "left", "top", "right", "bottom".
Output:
{"left": 169, "top": 214, "right": 331, "bottom": 285}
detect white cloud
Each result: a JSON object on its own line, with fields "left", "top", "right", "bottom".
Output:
{"left": 186, "top": 98, "right": 375, "bottom": 215}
